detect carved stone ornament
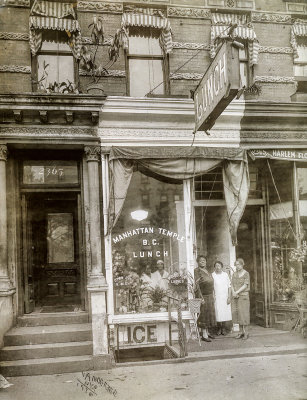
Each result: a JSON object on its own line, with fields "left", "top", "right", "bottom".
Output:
{"left": 77, "top": 1, "right": 123, "bottom": 13}
{"left": 82, "top": 37, "right": 112, "bottom": 46}
{"left": 0, "top": 145, "right": 8, "bottom": 162}
{"left": 167, "top": 6, "right": 211, "bottom": 19}
{"left": 99, "top": 129, "right": 197, "bottom": 138}
{"left": 251, "top": 12, "right": 292, "bottom": 24}
{"left": 259, "top": 46, "right": 293, "bottom": 54}
{"left": 84, "top": 146, "right": 101, "bottom": 162}
{"left": 0, "top": 32, "right": 29, "bottom": 41}
{"left": 240, "top": 131, "right": 307, "bottom": 140}
{"left": 79, "top": 69, "right": 126, "bottom": 78}
{"left": 170, "top": 72, "right": 203, "bottom": 80}
{"left": 254, "top": 76, "right": 296, "bottom": 83}
{"left": 0, "top": 65, "right": 31, "bottom": 74}
{"left": 0, "top": 0, "right": 30, "bottom": 7}
{"left": 172, "top": 42, "right": 210, "bottom": 51}
{"left": 0, "top": 127, "right": 96, "bottom": 137}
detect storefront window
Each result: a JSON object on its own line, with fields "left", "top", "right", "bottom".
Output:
{"left": 112, "top": 171, "right": 187, "bottom": 314}
{"left": 269, "top": 163, "right": 306, "bottom": 302}
{"left": 298, "top": 167, "right": 307, "bottom": 285}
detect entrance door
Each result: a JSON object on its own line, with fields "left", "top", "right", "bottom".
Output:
{"left": 236, "top": 206, "right": 269, "bottom": 327}
{"left": 23, "top": 193, "right": 82, "bottom": 310}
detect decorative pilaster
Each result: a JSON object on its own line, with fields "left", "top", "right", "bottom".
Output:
{"left": 0, "top": 145, "right": 14, "bottom": 294}
{"left": 84, "top": 146, "right": 110, "bottom": 364}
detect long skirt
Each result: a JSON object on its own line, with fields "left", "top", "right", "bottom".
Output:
{"left": 197, "top": 294, "right": 216, "bottom": 329}
{"left": 231, "top": 295, "right": 250, "bottom": 325}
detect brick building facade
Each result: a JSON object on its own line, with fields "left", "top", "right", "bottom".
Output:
{"left": 0, "top": 0, "right": 306, "bottom": 375}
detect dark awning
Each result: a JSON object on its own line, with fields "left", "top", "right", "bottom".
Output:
{"left": 109, "top": 146, "right": 246, "bottom": 161}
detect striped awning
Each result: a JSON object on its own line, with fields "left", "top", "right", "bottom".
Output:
{"left": 121, "top": 11, "right": 172, "bottom": 54}
{"left": 291, "top": 23, "right": 307, "bottom": 59}
{"left": 31, "top": 0, "right": 76, "bottom": 19}
{"left": 29, "top": 16, "right": 80, "bottom": 32}
{"left": 29, "top": 1, "right": 81, "bottom": 59}
{"left": 210, "top": 13, "right": 259, "bottom": 66}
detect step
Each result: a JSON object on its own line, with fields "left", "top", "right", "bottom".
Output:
{"left": 4, "top": 324, "right": 92, "bottom": 346}
{"left": 0, "top": 355, "right": 94, "bottom": 377}
{"left": 17, "top": 312, "right": 89, "bottom": 327}
{"left": 0, "top": 341, "right": 93, "bottom": 361}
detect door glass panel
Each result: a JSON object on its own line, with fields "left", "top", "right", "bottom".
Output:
{"left": 23, "top": 161, "right": 78, "bottom": 185}
{"left": 47, "top": 213, "right": 74, "bottom": 263}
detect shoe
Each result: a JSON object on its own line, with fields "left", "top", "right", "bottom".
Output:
{"left": 216, "top": 329, "right": 222, "bottom": 336}
{"left": 208, "top": 334, "right": 215, "bottom": 339}
{"left": 221, "top": 329, "right": 227, "bottom": 336}
{"left": 201, "top": 336, "right": 212, "bottom": 342}
{"left": 235, "top": 333, "right": 244, "bottom": 339}
{"left": 242, "top": 333, "right": 249, "bottom": 340}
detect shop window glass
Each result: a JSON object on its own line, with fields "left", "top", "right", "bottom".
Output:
{"left": 128, "top": 27, "right": 165, "bottom": 97}
{"left": 298, "top": 167, "right": 307, "bottom": 286}
{"left": 112, "top": 171, "right": 187, "bottom": 314}
{"left": 37, "top": 31, "right": 74, "bottom": 90}
{"left": 294, "top": 38, "right": 307, "bottom": 78}
{"left": 269, "top": 163, "right": 297, "bottom": 302}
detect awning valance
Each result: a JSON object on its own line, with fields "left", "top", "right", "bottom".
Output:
{"left": 108, "top": 147, "right": 249, "bottom": 246}
{"left": 29, "top": 16, "right": 80, "bottom": 33}
{"left": 31, "top": 0, "right": 76, "bottom": 19}
{"left": 210, "top": 13, "right": 259, "bottom": 66}
{"left": 291, "top": 23, "right": 307, "bottom": 59}
{"left": 121, "top": 10, "right": 173, "bottom": 54}
{"left": 29, "top": 1, "right": 81, "bottom": 59}
{"left": 109, "top": 146, "right": 246, "bottom": 161}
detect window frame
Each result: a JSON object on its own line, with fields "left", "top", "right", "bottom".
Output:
{"left": 31, "top": 30, "right": 78, "bottom": 92}
{"left": 125, "top": 27, "right": 169, "bottom": 97}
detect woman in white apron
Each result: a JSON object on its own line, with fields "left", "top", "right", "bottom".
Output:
{"left": 212, "top": 261, "right": 232, "bottom": 335}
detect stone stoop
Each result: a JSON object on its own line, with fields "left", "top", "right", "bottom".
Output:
{"left": 0, "top": 312, "right": 95, "bottom": 377}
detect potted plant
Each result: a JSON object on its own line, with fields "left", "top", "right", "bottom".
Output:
{"left": 145, "top": 286, "right": 169, "bottom": 311}
{"left": 80, "top": 16, "right": 127, "bottom": 94}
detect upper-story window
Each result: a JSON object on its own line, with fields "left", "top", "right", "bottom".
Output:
{"left": 293, "top": 37, "right": 307, "bottom": 78}
{"left": 128, "top": 27, "right": 166, "bottom": 97}
{"left": 29, "top": 0, "right": 81, "bottom": 92}
{"left": 36, "top": 31, "right": 75, "bottom": 90}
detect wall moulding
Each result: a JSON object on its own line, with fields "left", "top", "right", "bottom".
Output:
{"left": 77, "top": 1, "right": 123, "bottom": 13}
{"left": 0, "top": 127, "right": 97, "bottom": 137}
{"left": 99, "top": 128, "right": 195, "bottom": 138}
{"left": 172, "top": 42, "right": 210, "bottom": 50}
{"left": 170, "top": 72, "right": 202, "bottom": 80}
{"left": 254, "top": 76, "right": 296, "bottom": 84}
{"left": 0, "top": 32, "right": 29, "bottom": 41}
{"left": 167, "top": 6, "right": 211, "bottom": 19}
{"left": 82, "top": 37, "right": 112, "bottom": 46}
{"left": 79, "top": 69, "right": 126, "bottom": 77}
{"left": 0, "top": 65, "right": 31, "bottom": 74}
{"left": 0, "top": 0, "right": 30, "bottom": 7}
{"left": 258, "top": 46, "right": 293, "bottom": 54}
{"left": 251, "top": 12, "right": 292, "bottom": 24}
{"left": 240, "top": 131, "right": 307, "bottom": 140}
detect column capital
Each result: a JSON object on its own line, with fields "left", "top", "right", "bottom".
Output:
{"left": 0, "top": 145, "right": 8, "bottom": 161}
{"left": 84, "top": 146, "right": 101, "bottom": 162}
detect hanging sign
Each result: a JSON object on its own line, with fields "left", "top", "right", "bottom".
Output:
{"left": 194, "top": 41, "right": 240, "bottom": 132}
{"left": 249, "top": 149, "right": 307, "bottom": 162}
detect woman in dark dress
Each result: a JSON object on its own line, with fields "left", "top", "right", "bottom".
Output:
{"left": 194, "top": 255, "right": 216, "bottom": 342}
{"left": 231, "top": 258, "right": 250, "bottom": 340}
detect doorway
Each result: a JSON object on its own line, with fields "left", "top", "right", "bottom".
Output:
{"left": 22, "top": 193, "right": 84, "bottom": 313}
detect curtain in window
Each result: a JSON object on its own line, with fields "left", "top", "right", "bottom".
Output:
{"left": 210, "top": 13, "right": 259, "bottom": 66}
{"left": 108, "top": 146, "right": 249, "bottom": 246}
{"left": 29, "top": 0, "right": 81, "bottom": 59}
{"left": 291, "top": 22, "right": 307, "bottom": 59}
{"left": 121, "top": 9, "right": 173, "bottom": 54}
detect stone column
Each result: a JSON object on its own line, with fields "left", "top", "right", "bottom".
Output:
{"left": 84, "top": 146, "right": 112, "bottom": 369}
{"left": 0, "top": 145, "right": 15, "bottom": 348}
{"left": 0, "top": 145, "right": 13, "bottom": 293}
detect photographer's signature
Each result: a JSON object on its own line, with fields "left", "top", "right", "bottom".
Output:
{"left": 77, "top": 371, "right": 117, "bottom": 397}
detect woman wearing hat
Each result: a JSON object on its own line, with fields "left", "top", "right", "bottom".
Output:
{"left": 194, "top": 255, "right": 216, "bottom": 342}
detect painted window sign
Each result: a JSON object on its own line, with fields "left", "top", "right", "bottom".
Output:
{"left": 23, "top": 161, "right": 78, "bottom": 185}
{"left": 112, "top": 171, "right": 188, "bottom": 315}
